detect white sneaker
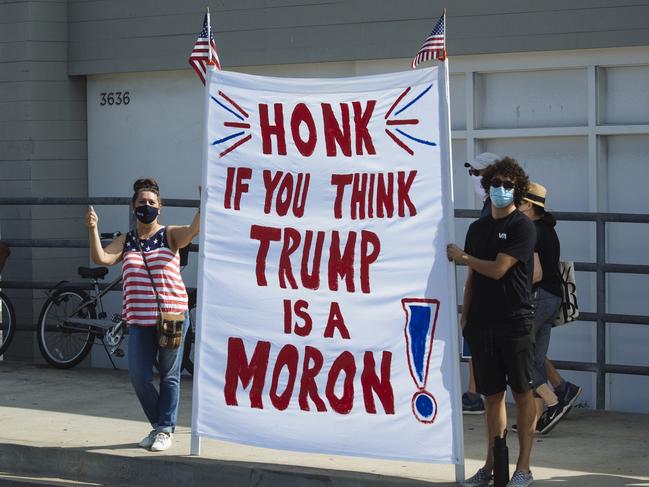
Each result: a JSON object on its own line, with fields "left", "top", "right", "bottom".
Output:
{"left": 150, "top": 432, "right": 173, "bottom": 452}
{"left": 138, "top": 430, "right": 157, "bottom": 449}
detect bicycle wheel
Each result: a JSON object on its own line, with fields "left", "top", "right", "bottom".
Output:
{"left": 182, "top": 294, "right": 196, "bottom": 375}
{"left": 0, "top": 291, "right": 16, "bottom": 357}
{"left": 37, "top": 287, "right": 95, "bottom": 368}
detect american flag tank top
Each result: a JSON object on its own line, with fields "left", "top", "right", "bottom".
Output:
{"left": 122, "top": 227, "right": 188, "bottom": 327}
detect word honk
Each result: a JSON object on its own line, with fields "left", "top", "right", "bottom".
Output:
{"left": 259, "top": 101, "right": 377, "bottom": 157}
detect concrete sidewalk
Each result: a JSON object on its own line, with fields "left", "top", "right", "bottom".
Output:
{"left": 0, "top": 362, "right": 647, "bottom": 487}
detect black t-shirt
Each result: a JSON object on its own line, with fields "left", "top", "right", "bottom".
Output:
{"left": 534, "top": 219, "right": 562, "bottom": 297}
{"left": 464, "top": 210, "right": 536, "bottom": 324}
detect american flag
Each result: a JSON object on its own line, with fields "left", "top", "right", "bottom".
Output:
{"left": 189, "top": 12, "right": 221, "bottom": 84}
{"left": 411, "top": 13, "right": 446, "bottom": 69}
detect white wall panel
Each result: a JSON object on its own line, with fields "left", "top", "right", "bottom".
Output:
{"left": 599, "top": 65, "right": 649, "bottom": 125}
{"left": 607, "top": 274, "right": 649, "bottom": 316}
{"left": 449, "top": 74, "right": 466, "bottom": 131}
{"left": 607, "top": 223, "right": 649, "bottom": 266}
{"left": 606, "top": 135, "right": 649, "bottom": 213}
{"left": 474, "top": 69, "right": 587, "bottom": 129}
{"left": 608, "top": 323, "right": 649, "bottom": 367}
{"left": 481, "top": 137, "right": 589, "bottom": 211}
{"left": 451, "top": 139, "right": 468, "bottom": 208}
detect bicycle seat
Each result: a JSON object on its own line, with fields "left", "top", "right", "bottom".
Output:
{"left": 78, "top": 266, "right": 109, "bottom": 279}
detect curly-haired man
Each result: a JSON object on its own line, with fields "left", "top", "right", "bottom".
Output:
{"left": 447, "top": 157, "right": 536, "bottom": 487}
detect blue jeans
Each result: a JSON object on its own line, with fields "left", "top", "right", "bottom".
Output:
{"left": 127, "top": 312, "right": 188, "bottom": 433}
{"left": 532, "top": 288, "right": 561, "bottom": 389}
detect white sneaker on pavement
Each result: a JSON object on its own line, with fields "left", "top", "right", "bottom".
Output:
{"left": 138, "top": 430, "right": 157, "bottom": 449}
{"left": 150, "top": 431, "right": 173, "bottom": 452}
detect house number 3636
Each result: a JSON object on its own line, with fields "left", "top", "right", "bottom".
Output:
{"left": 99, "top": 92, "right": 131, "bottom": 106}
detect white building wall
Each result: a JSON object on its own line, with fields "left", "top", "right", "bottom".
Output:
{"left": 87, "top": 47, "right": 649, "bottom": 412}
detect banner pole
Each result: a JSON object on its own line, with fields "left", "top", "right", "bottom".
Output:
{"left": 190, "top": 13, "right": 213, "bottom": 455}
{"left": 440, "top": 52, "right": 466, "bottom": 482}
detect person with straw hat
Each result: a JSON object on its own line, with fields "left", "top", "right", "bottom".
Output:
{"left": 516, "top": 182, "right": 571, "bottom": 435}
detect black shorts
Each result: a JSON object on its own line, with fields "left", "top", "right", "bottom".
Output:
{"left": 463, "top": 319, "right": 535, "bottom": 396}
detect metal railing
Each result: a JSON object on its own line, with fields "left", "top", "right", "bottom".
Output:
{"left": 1, "top": 198, "right": 648, "bottom": 409}
{"left": 0, "top": 197, "right": 198, "bottom": 291}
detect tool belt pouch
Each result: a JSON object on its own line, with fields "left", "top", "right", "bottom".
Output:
{"left": 158, "top": 313, "right": 184, "bottom": 349}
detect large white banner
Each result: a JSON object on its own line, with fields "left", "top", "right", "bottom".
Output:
{"left": 194, "top": 66, "right": 461, "bottom": 463}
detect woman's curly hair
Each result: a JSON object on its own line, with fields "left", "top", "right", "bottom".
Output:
{"left": 480, "top": 157, "right": 530, "bottom": 207}
{"left": 131, "top": 178, "right": 161, "bottom": 205}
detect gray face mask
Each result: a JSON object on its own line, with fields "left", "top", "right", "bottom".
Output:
{"left": 471, "top": 174, "right": 486, "bottom": 201}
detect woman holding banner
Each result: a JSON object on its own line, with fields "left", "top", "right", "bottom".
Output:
{"left": 86, "top": 178, "right": 200, "bottom": 452}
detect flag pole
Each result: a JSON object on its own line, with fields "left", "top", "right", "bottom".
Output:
{"left": 442, "top": 8, "right": 447, "bottom": 62}
{"left": 206, "top": 7, "right": 211, "bottom": 65}
{"left": 438, "top": 9, "right": 466, "bottom": 482}
{"left": 190, "top": 4, "right": 212, "bottom": 459}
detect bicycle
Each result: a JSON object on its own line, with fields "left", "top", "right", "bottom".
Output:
{"left": 0, "top": 291, "right": 17, "bottom": 358}
{"left": 37, "top": 232, "right": 196, "bottom": 372}
{"left": 0, "top": 242, "right": 16, "bottom": 358}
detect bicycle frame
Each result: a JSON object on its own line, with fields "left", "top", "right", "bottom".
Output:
{"left": 52, "top": 274, "right": 123, "bottom": 335}
{"left": 41, "top": 241, "right": 194, "bottom": 371}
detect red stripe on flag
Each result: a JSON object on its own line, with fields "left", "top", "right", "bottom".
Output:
{"left": 189, "top": 59, "right": 206, "bottom": 84}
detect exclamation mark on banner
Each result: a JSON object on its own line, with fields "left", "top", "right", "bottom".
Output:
{"left": 401, "top": 298, "right": 440, "bottom": 424}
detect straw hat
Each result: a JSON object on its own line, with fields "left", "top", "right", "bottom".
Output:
{"left": 523, "top": 182, "right": 547, "bottom": 208}
{"left": 464, "top": 152, "right": 501, "bottom": 170}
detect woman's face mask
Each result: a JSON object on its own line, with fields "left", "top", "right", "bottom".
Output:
{"left": 133, "top": 190, "right": 160, "bottom": 224}
{"left": 134, "top": 205, "right": 159, "bottom": 224}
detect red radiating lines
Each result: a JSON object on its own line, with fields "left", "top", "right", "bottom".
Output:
{"left": 386, "top": 119, "right": 419, "bottom": 126}
{"left": 216, "top": 91, "right": 252, "bottom": 157}
{"left": 219, "top": 90, "right": 249, "bottom": 118}
{"left": 219, "top": 134, "right": 252, "bottom": 158}
{"left": 385, "top": 86, "right": 411, "bottom": 120}
{"left": 385, "top": 129, "right": 413, "bottom": 156}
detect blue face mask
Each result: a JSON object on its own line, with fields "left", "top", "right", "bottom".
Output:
{"left": 134, "top": 205, "right": 159, "bottom": 224}
{"left": 489, "top": 186, "right": 515, "bottom": 208}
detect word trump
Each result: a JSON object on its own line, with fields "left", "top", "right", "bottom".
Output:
{"left": 250, "top": 226, "right": 381, "bottom": 293}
